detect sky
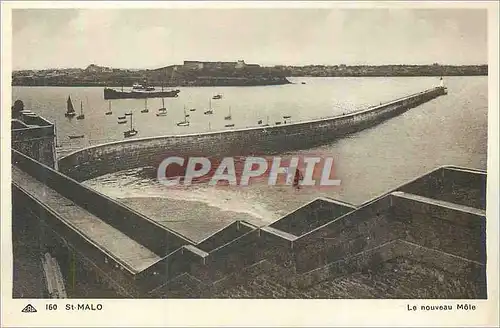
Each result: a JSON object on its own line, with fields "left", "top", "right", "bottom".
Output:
{"left": 12, "top": 8, "right": 488, "bottom": 70}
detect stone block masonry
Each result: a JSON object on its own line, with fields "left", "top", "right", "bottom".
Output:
{"left": 12, "top": 159, "right": 486, "bottom": 298}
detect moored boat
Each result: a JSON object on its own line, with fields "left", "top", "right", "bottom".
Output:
{"left": 204, "top": 98, "right": 214, "bottom": 115}
{"left": 177, "top": 109, "right": 190, "bottom": 126}
{"left": 65, "top": 96, "right": 76, "bottom": 118}
{"left": 76, "top": 101, "right": 85, "bottom": 120}
{"left": 123, "top": 113, "right": 138, "bottom": 138}
{"left": 105, "top": 100, "right": 113, "bottom": 115}
{"left": 158, "top": 97, "right": 167, "bottom": 112}
{"left": 224, "top": 106, "right": 232, "bottom": 120}
{"left": 141, "top": 98, "right": 149, "bottom": 113}
{"left": 68, "top": 135, "right": 84, "bottom": 139}
{"left": 104, "top": 87, "right": 180, "bottom": 100}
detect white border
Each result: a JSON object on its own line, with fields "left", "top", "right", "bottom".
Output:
{"left": 1, "top": 1, "right": 499, "bottom": 327}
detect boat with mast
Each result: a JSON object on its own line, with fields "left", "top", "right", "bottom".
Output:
{"left": 158, "top": 96, "right": 167, "bottom": 113}
{"left": 141, "top": 98, "right": 149, "bottom": 113}
{"left": 177, "top": 109, "right": 190, "bottom": 126}
{"left": 65, "top": 96, "right": 76, "bottom": 118}
{"left": 262, "top": 116, "right": 270, "bottom": 127}
{"left": 224, "top": 106, "right": 234, "bottom": 127}
{"left": 76, "top": 101, "right": 85, "bottom": 120}
{"left": 123, "top": 113, "right": 138, "bottom": 137}
{"left": 157, "top": 84, "right": 167, "bottom": 112}
{"left": 204, "top": 98, "right": 214, "bottom": 115}
{"left": 105, "top": 101, "right": 113, "bottom": 115}
{"left": 156, "top": 100, "right": 167, "bottom": 116}
{"left": 224, "top": 106, "right": 232, "bottom": 120}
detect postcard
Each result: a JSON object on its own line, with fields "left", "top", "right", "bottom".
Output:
{"left": 1, "top": 1, "right": 498, "bottom": 327}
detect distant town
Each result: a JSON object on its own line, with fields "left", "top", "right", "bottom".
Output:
{"left": 11, "top": 60, "right": 488, "bottom": 87}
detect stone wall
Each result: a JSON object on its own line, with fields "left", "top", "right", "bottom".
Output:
{"left": 398, "top": 166, "right": 486, "bottom": 210}
{"left": 11, "top": 184, "right": 143, "bottom": 297}
{"left": 12, "top": 125, "right": 56, "bottom": 169}
{"left": 270, "top": 198, "right": 356, "bottom": 236}
{"left": 291, "top": 197, "right": 399, "bottom": 273}
{"left": 391, "top": 193, "right": 486, "bottom": 263}
{"left": 14, "top": 143, "right": 487, "bottom": 299}
{"left": 58, "top": 87, "right": 447, "bottom": 181}
{"left": 13, "top": 150, "right": 193, "bottom": 257}
{"left": 197, "top": 221, "right": 254, "bottom": 253}
{"left": 441, "top": 167, "right": 487, "bottom": 210}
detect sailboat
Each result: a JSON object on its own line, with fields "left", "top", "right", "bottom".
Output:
{"left": 177, "top": 109, "right": 190, "bottom": 126}
{"left": 224, "top": 106, "right": 232, "bottom": 120}
{"left": 156, "top": 101, "right": 167, "bottom": 117}
{"left": 204, "top": 98, "right": 213, "bottom": 115}
{"left": 156, "top": 83, "right": 167, "bottom": 116}
{"left": 224, "top": 107, "right": 234, "bottom": 127}
{"left": 105, "top": 101, "right": 113, "bottom": 115}
{"left": 141, "top": 98, "right": 149, "bottom": 113}
{"left": 158, "top": 97, "right": 167, "bottom": 112}
{"left": 264, "top": 116, "right": 270, "bottom": 127}
{"left": 76, "top": 101, "right": 85, "bottom": 120}
{"left": 123, "top": 113, "right": 138, "bottom": 137}
{"left": 65, "top": 96, "right": 76, "bottom": 118}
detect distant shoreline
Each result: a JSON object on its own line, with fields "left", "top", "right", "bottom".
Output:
{"left": 12, "top": 63, "right": 487, "bottom": 88}
{"left": 11, "top": 74, "right": 487, "bottom": 88}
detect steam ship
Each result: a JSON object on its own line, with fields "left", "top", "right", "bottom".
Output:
{"left": 103, "top": 87, "right": 180, "bottom": 100}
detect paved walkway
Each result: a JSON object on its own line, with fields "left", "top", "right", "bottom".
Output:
{"left": 12, "top": 167, "right": 161, "bottom": 273}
